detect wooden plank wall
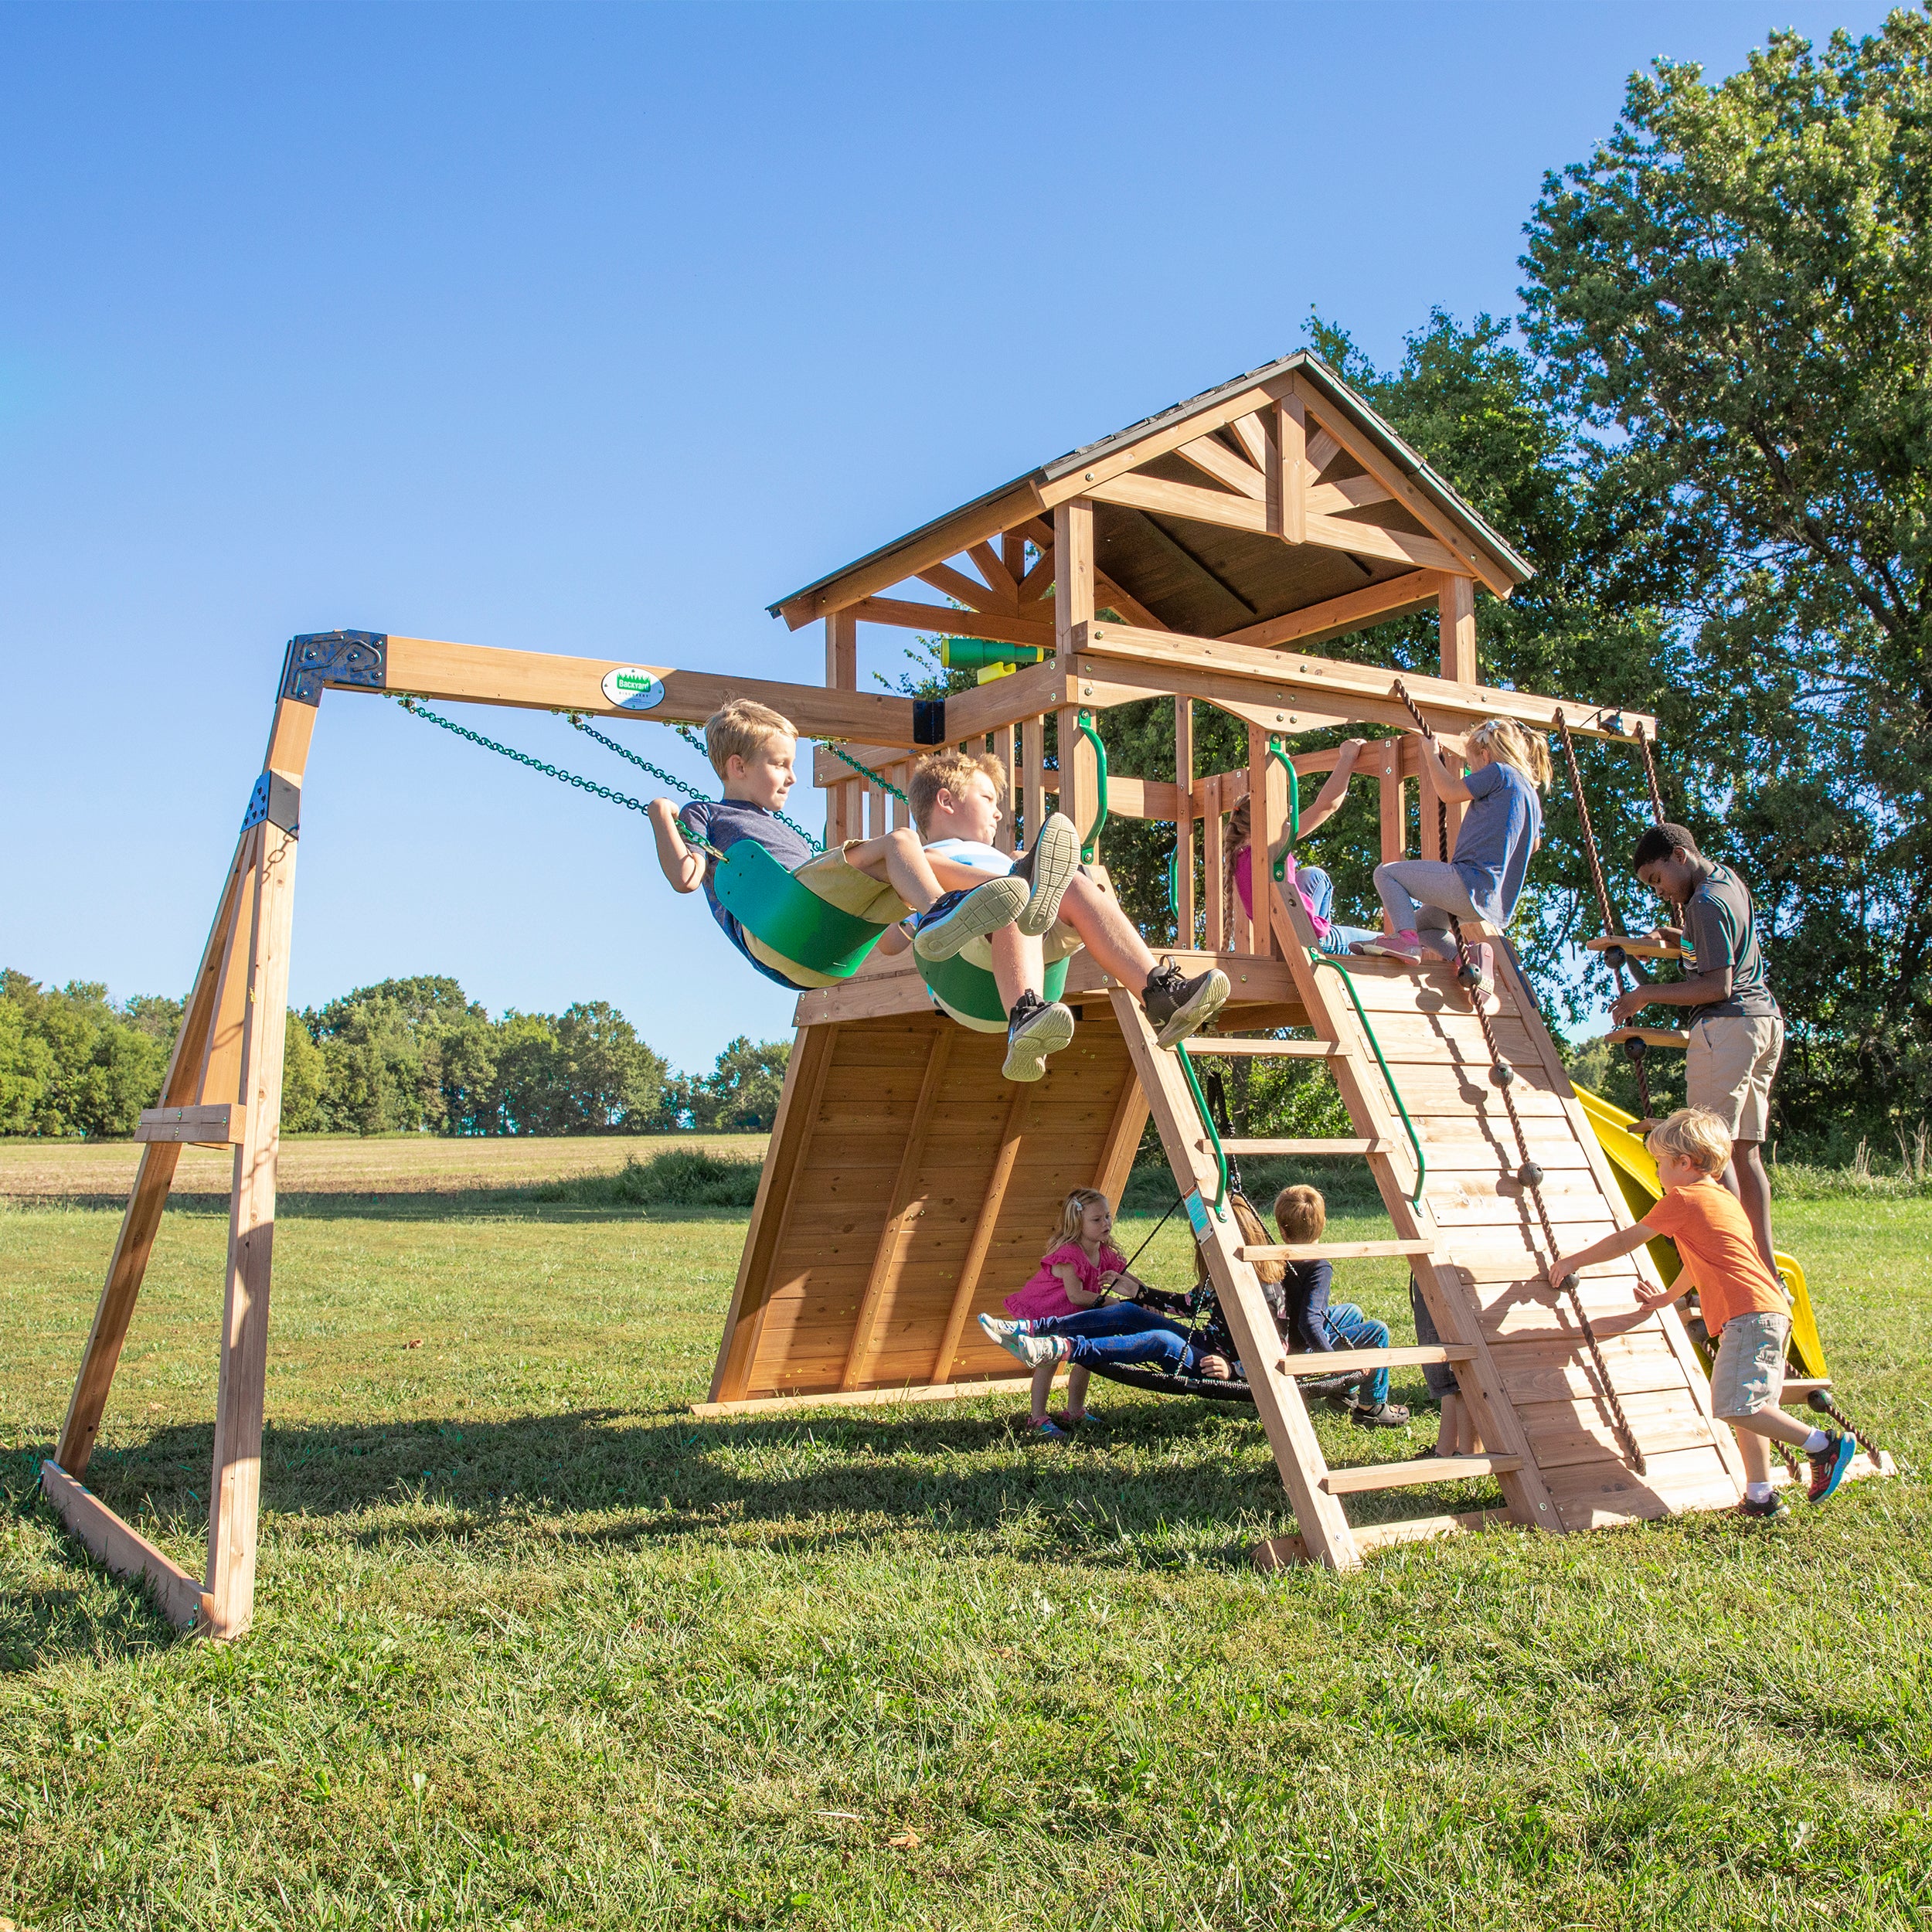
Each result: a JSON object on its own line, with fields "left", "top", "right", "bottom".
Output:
{"left": 713, "top": 1006, "right": 1139, "bottom": 1402}
{"left": 1338, "top": 955, "right": 1743, "bottom": 1529}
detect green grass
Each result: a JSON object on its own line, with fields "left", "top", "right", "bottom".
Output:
{"left": 2, "top": 1147, "right": 1929, "bottom": 1930}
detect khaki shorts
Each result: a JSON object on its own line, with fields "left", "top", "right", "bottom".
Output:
{"left": 1687, "top": 1012, "right": 1784, "bottom": 1142}
{"left": 1709, "top": 1309, "right": 1791, "bottom": 1419}
{"left": 743, "top": 842, "right": 909, "bottom": 992}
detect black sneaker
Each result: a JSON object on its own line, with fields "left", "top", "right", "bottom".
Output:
{"left": 1141, "top": 957, "right": 1231, "bottom": 1049}
{"left": 1002, "top": 988, "right": 1076, "bottom": 1082}
{"left": 1010, "top": 813, "right": 1080, "bottom": 936}
{"left": 1352, "top": 1400, "right": 1411, "bottom": 1429}
{"left": 1807, "top": 1430, "right": 1856, "bottom": 1503}
{"left": 911, "top": 876, "right": 1028, "bottom": 961}
{"left": 1735, "top": 1492, "right": 1791, "bottom": 1522}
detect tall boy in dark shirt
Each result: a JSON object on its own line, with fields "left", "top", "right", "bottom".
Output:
{"left": 1612, "top": 823, "right": 1783, "bottom": 1267}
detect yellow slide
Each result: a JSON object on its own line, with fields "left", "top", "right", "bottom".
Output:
{"left": 1570, "top": 1083, "right": 1828, "bottom": 1379}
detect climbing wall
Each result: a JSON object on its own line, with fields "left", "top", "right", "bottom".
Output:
{"left": 706, "top": 1005, "right": 1147, "bottom": 1404}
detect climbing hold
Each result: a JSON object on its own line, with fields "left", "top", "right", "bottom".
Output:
{"left": 1516, "top": 1161, "right": 1543, "bottom": 1189}
{"left": 1455, "top": 958, "right": 1482, "bottom": 988}
{"left": 1806, "top": 1386, "right": 1835, "bottom": 1415}
{"left": 1622, "top": 1036, "right": 1648, "bottom": 1062}
{"left": 1488, "top": 1062, "right": 1515, "bottom": 1088}
{"left": 1601, "top": 944, "right": 1628, "bottom": 972}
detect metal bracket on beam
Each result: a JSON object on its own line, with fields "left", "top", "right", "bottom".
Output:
{"left": 912, "top": 698, "right": 947, "bottom": 746}
{"left": 281, "top": 630, "right": 388, "bottom": 706}
{"left": 241, "top": 770, "right": 301, "bottom": 838}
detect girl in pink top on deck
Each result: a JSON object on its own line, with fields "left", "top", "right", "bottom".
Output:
{"left": 981, "top": 1189, "right": 1229, "bottom": 1437}
{"left": 1224, "top": 739, "right": 1379, "bottom": 955}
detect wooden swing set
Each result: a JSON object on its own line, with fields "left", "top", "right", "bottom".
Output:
{"left": 46, "top": 351, "right": 1846, "bottom": 1638}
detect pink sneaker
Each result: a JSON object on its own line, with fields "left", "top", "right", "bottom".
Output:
{"left": 1353, "top": 930, "right": 1426, "bottom": 964}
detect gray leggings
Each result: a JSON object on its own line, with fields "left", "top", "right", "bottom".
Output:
{"left": 1374, "top": 859, "right": 1485, "bottom": 957}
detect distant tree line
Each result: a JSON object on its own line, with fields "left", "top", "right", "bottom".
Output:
{"left": 0, "top": 968, "right": 787, "bottom": 1138}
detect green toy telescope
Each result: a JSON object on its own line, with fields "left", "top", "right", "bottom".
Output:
{"left": 937, "top": 638, "right": 1045, "bottom": 674}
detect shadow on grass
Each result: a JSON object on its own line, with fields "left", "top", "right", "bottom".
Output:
{"left": 3, "top": 1190, "right": 755, "bottom": 1223}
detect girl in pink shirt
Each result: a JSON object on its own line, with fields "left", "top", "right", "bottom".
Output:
{"left": 982, "top": 1189, "right": 1229, "bottom": 1435}
{"left": 1224, "top": 740, "right": 1378, "bottom": 954}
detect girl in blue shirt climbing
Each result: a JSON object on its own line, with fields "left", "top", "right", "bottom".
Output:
{"left": 1358, "top": 716, "right": 1550, "bottom": 980}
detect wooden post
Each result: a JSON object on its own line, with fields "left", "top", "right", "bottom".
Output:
{"left": 202, "top": 815, "right": 299, "bottom": 1640}
{"left": 1174, "top": 699, "right": 1194, "bottom": 947}
{"left": 1266, "top": 394, "right": 1308, "bottom": 546}
{"left": 1247, "top": 728, "right": 1274, "bottom": 959}
{"left": 825, "top": 611, "right": 859, "bottom": 846}
{"left": 1378, "top": 736, "right": 1406, "bottom": 931}
{"left": 994, "top": 723, "right": 1017, "bottom": 854}
{"left": 1202, "top": 772, "right": 1225, "bottom": 953}
{"left": 1054, "top": 498, "right": 1098, "bottom": 855}
{"left": 1439, "top": 578, "right": 1475, "bottom": 851}
{"left": 1022, "top": 716, "right": 1046, "bottom": 850}
{"left": 1114, "top": 991, "right": 1359, "bottom": 1570}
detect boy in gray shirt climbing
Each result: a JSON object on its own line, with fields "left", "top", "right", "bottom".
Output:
{"left": 1613, "top": 823, "right": 1783, "bottom": 1268}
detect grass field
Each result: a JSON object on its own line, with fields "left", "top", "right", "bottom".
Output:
{"left": 2, "top": 1136, "right": 1928, "bottom": 1930}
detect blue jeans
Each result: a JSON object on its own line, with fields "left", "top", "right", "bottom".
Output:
{"left": 1324, "top": 1302, "right": 1391, "bottom": 1406}
{"left": 1297, "top": 866, "right": 1379, "bottom": 956}
{"left": 1033, "top": 1301, "right": 1210, "bottom": 1376}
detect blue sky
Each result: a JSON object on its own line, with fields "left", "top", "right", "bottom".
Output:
{"left": 0, "top": 1, "right": 1891, "bottom": 1073}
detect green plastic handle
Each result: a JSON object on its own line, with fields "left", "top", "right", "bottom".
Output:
{"left": 1267, "top": 739, "right": 1301, "bottom": 880}
{"left": 1311, "top": 952, "right": 1427, "bottom": 1206}
{"left": 1077, "top": 709, "right": 1109, "bottom": 862}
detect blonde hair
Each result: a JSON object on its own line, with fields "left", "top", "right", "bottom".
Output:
{"left": 1273, "top": 1184, "right": 1327, "bottom": 1245}
{"left": 1055, "top": 1188, "right": 1111, "bottom": 1244}
{"left": 1465, "top": 717, "right": 1552, "bottom": 791}
{"left": 909, "top": 747, "right": 1006, "bottom": 838}
{"left": 1646, "top": 1106, "right": 1731, "bottom": 1175}
{"left": 702, "top": 699, "right": 795, "bottom": 778}
{"left": 1233, "top": 1192, "right": 1284, "bottom": 1285}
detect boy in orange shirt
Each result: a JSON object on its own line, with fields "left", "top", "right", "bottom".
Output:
{"left": 1549, "top": 1107, "right": 1856, "bottom": 1520}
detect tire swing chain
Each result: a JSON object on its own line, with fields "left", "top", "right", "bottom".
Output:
{"left": 1553, "top": 710, "right": 1655, "bottom": 1124}
{"left": 1392, "top": 679, "right": 1647, "bottom": 1474}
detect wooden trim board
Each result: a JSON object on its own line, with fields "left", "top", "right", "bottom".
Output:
{"left": 41, "top": 1459, "right": 212, "bottom": 1631}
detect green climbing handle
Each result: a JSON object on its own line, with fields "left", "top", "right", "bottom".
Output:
{"left": 1173, "top": 1039, "right": 1229, "bottom": 1219}
{"left": 1311, "top": 953, "right": 1426, "bottom": 1206}
{"left": 1077, "top": 709, "right": 1108, "bottom": 862}
{"left": 1267, "top": 738, "right": 1301, "bottom": 879}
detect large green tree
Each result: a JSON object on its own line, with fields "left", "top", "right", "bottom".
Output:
{"left": 1522, "top": 9, "right": 1932, "bottom": 1144}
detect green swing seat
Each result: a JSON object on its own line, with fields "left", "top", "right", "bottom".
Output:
{"left": 709, "top": 838, "right": 891, "bottom": 981}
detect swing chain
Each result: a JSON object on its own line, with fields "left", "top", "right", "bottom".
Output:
{"left": 825, "top": 741, "right": 911, "bottom": 803}
{"left": 1390, "top": 680, "right": 1648, "bottom": 1473}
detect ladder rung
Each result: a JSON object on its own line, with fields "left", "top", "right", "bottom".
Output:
{"left": 1588, "top": 934, "right": 1683, "bottom": 961}
{"left": 1239, "top": 1240, "right": 1437, "bottom": 1262}
{"left": 1220, "top": 1138, "right": 1384, "bottom": 1155}
{"left": 1606, "top": 1026, "right": 1691, "bottom": 1049}
{"left": 1185, "top": 1039, "right": 1342, "bottom": 1058}
{"left": 1277, "top": 1344, "right": 1475, "bottom": 1376}
{"left": 1322, "top": 1454, "right": 1523, "bottom": 1496}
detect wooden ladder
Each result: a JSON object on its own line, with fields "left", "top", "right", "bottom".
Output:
{"left": 1114, "top": 886, "right": 1568, "bottom": 1571}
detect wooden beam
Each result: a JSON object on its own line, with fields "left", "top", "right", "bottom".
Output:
{"left": 1053, "top": 499, "right": 1095, "bottom": 656}
{"left": 40, "top": 1461, "right": 213, "bottom": 1631}
{"left": 56, "top": 833, "right": 251, "bottom": 1477}
{"left": 1227, "top": 412, "right": 1268, "bottom": 470}
{"left": 1242, "top": 1240, "right": 1437, "bottom": 1262}
{"left": 993, "top": 723, "right": 1017, "bottom": 854}
{"left": 1247, "top": 726, "right": 1273, "bottom": 960}
{"left": 826, "top": 607, "right": 858, "bottom": 690}
{"left": 1094, "top": 1063, "right": 1151, "bottom": 1206}
{"left": 1223, "top": 571, "right": 1447, "bottom": 651}
{"left": 1267, "top": 395, "right": 1307, "bottom": 546}
{"left": 1037, "top": 379, "right": 1294, "bottom": 511}
{"left": 1302, "top": 512, "right": 1461, "bottom": 576}
{"left": 134, "top": 1103, "right": 239, "bottom": 1146}
{"left": 842, "top": 1029, "right": 954, "bottom": 1389}
{"left": 1018, "top": 543, "right": 1056, "bottom": 604}
{"left": 1093, "top": 571, "right": 1168, "bottom": 632}
{"left": 1022, "top": 715, "right": 1046, "bottom": 850}
{"left": 692, "top": 1374, "right": 1044, "bottom": 1420}
{"left": 917, "top": 562, "right": 1015, "bottom": 614}
{"left": 1088, "top": 470, "right": 1269, "bottom": 535}
{"left": 1072, "top": 621, "right": 1655, "bottom": 742}
{"left": 852, "top": 597, "right": 1055, "bottom": 653}
{"left": 969, "top": 540, "right": 1020, "bottom": 604}
{"left": 931, "top": 1083, "right": 1029, "bottom": 1384}
{"left": 1310, "top": 477, "right": 1393, "bottom": 515}
{"left": 380, "top": 636, "right": 937, "bottom": 747}
{"left": 774, "top": 479, "right": 1046, "bottom": 628}
{"left": 1175, "top": 697, "right": 1195, "bottom": 946}
{"left": 1323, "top": 1454, "right": 1522, "bottom": 1496}
{"left": 1202, "top": 771, "right": 1225, "bottom": 952}
{"left": 1176, "top": 432, "right": 1266, "bottom": 500}
{"left": 1277, "top": 1343, "right": 1475, "bottom": 1374}
{"left": 203, "top": 814, "right": 300, "bottom": 1640}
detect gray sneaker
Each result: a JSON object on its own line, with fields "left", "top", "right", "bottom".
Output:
{"left": 912, "top": 876, "right": 1028, "bottom": 961}
{"left": 1140, "top": 958, "right": 1230, "bottom": 1049}
{"left": 1012, "top": 813, "right": 1080, "bottom": 936}
{"left": 995, "top": 1328, "right": 1070, "bottom": 1370}
{"left": 977, "top": 1311, "right": 1023, "bottom": 1345}
{"left": 1002, "top": 990, "right": 1076, "bottom": 1081}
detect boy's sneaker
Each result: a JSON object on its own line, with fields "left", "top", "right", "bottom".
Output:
{"left": 1141, "top": 958, "right": 1231, "bottom": 1048}
{"left": 1807, "top": 1429, "right": 1857, "bottom": 1503}
{"left": 1002, "top": 989, "right": 1076, "bottom": 1082}
{"left": 993, "top": 1328, "right": 1070, "bottom": 1371}
{"left": 976, "top": 1311, "right": 1029, "bottom": 1345}
{"left": 1010, "top": 812, "right": 1080, "bottom": 935}
{"left": 1351, "top": 1400, "right": 1411, "bottom": 1429}
{"left": 912, "top": 877, "right": 1028, "bottom": 961}
{"left": 1735, "top": 1492, "right": 1791, "bottom": 1522}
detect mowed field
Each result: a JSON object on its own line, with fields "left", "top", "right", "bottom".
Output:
{"left": 2, "top": 1135, "right": 1928, "bottom": 1930}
